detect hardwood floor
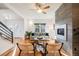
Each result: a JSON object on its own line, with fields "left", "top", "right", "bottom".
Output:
{"left": 5, "top": 39, "right": 69, "bottom": 56}
{"left": 7, "top": 48, "right": 63, "bottom": 56}
{"left": 7, "top": 47, "right": 67, "bottom": 56}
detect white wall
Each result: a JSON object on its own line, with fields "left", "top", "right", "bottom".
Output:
{"left": 0, "top": 9, "right": 24, "bottom": 54}
{"left": 0, "top": 36, "right": 14, "bottom": 55}
{"left": 0, "top": 9, "right": 24, "bottom": 38}
{"left": 24, "top": 13, "right": 55, "bottom": 39}
{"left": 0, "top": 9, "right": 59, "bottom": 39}
{"left": 5, "top": 3, "right": 62, "bottom": 39}
{"left": 6, "top": 19, "right": 24, "bottom": 37}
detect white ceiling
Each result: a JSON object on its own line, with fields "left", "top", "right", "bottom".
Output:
{"left": 4, "top": 3, "right": 62, "bottom": 19}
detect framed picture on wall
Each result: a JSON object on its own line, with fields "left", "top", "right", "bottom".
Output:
{"left": 56, "top": 24, "right": 67, "bottom": 41}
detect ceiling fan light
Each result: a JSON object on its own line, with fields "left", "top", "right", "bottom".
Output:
{"left": 37, "top": 9, "right": 42, "bottom": 13}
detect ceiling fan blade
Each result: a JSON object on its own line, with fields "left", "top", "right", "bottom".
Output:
{"left": 35, "top": 3, "right": 41, "bottom": 7}
{"left": 42, "top": 11, "right": 47, "bottom": 14}
{"left": 43, "top": 6, "right": 50, "bottom": 9}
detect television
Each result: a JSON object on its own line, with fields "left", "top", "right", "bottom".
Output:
{"left": 56, "top": 24, "right": 67, "bottom": 41}
{"left": 57, "top": 28, "right": 64, "bottom": 36}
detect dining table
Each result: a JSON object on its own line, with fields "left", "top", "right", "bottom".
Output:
{"left": 17, "top": 39, "right": 57, "bottom": 56}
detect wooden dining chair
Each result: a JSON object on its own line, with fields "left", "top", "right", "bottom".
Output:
{"left": 36, "top": 43, "right": 48, "bottom": 56}
{"left": 47, "top": 42, "right": 64, "bottom": 56}
{"left": 16, "top": 43, "right": 34, "bottom": 56}
{"left": 32, "top": 41, "right": 48, "bottom": 56}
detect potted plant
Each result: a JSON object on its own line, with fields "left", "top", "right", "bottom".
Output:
{"left": 25, "top": 31, "right": 32, "bottom": 39}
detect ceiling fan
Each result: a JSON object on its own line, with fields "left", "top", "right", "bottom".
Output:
{"left": 34, "top": 3, "right": 50, "bottom": 14}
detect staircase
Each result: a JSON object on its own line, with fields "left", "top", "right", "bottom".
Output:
{"left": 0, "top": 21, "right": 14, "bottom": 56}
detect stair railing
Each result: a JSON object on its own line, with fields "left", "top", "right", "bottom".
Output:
{"left": 0, "top": 21, "right": 13, "bottom": 43}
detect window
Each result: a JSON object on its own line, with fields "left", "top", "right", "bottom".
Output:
{"left": 34, "top": 23, "right": 46, "bottom": 33}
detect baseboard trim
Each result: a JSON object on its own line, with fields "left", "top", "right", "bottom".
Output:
{"left": 14, "top": 37, "right": 24, "bottom": 40}
{"left": 0, "top": 47, "right": 14, "bottom": 56}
